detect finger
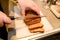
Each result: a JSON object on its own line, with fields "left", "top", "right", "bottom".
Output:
{"left": 30, "top": 5, "right": 40, "bottom": 16}
{"left": 21, "top": 8, "right": 25, "bottom": 16}
{"left": 3, "top": 16, "right": 12, "bottom": 24}
{"left": 0, "top": 11, "right": 12, "bottom": 24}
{"left": 0, "top": 17, "right": 3, "bottom": 27}
{"left": 0, "top": 11, "right": 7, "bottom": 17}
{"left": 0, "top": 11, "right": 4, "bottom": 27}
{"left": 0, "top": 22, "right": 3, "bottom": 27}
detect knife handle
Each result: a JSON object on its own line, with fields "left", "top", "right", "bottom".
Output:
{"left": 9, "top": 16, "right": 15, "bottom": 20}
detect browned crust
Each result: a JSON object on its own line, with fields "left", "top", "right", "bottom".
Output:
{"left": 30, "top": 28, "right": 44, "bottom": 33}
{"left": 28, "top": 23, "right": 43, "bottom": 30}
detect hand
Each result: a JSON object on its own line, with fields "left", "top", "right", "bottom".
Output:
{"left": 0, "top": 11, "right": 12, "bottom": 27}
{"left": 17, "top": 0, "right": 40, "bottom": 16}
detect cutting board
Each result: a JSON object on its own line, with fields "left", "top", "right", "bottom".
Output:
{"left": 13, "top": 6, "right": 53, "bottom": 39}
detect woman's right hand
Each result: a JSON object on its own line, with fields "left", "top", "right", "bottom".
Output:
{"left": 0, "top": 11, "right": 12, "bottom": 27}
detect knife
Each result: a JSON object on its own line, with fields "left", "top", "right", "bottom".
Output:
{"left": 9, "top": 16, "right": 46, "bottom": 20}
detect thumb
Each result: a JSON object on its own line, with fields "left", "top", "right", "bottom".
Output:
{"left": 3, "top": 16, "right": 12, "bottom": 24}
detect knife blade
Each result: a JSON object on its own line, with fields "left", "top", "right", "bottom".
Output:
{"left": 9, "top": 16, "right": 46, "bottom": 20}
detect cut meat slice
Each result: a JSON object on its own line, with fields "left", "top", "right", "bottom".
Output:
{"left": 28, "top": 23, "right": 43, "bottom": 30}
{"left": 30, "top": 28, "right": 44, "bottom": 33}
{"left": 24, "top": 10, "right": 41, "bottom": 25}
